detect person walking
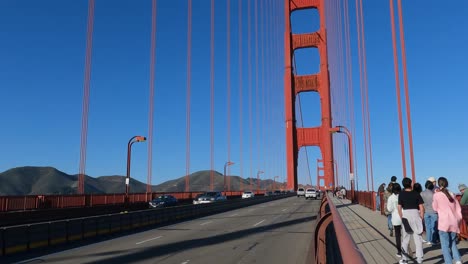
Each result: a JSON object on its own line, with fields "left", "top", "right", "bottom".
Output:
{"left": 420, "top": 180, "right": 438, "bottom": 246}
{"left": 398, "top": 177, "right": 424, "bottom": 264}
{"left": 432, "top": 177, "right": 463, "bottom": 264}
{"left": 387, "top": 183, "right": 403, "bottom": 258}
{"left": 384, "top": 183, "right": 394, "bottom": 236}
{"left": 377, "top": 183, "right": 386, "bottom": 212}
{"left": 459, "top": 183, "right": 468, "bottom": 206}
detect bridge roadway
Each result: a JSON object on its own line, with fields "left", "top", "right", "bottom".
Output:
{"left": 6, "top": 197, "right": 319, "bottom": 264}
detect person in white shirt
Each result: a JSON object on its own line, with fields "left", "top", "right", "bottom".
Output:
{"left": 387, "top": 182, "right": 403, "bottom": 258}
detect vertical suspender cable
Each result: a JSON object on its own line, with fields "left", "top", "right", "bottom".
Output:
{"left": 238, "top": 0, "right": 244, "bottom": 190}
{"left": 355, "top": 0, "right": 369, "bottom": 191}
{"left": 147, "top": 0, "right": 157, "bottom": 193}
{"left": 359, "top": 0, "right": 375, "bottom": 192}
{"left": 254, "top": 0, "right": 259, "bottom": 190}
{"left": 248, "top": 0, "right": 253, "bottom": 191}
{"left": 389, "top": 0, "right": 407, "bottom": 179}
{"left": 344, "top": 0, "right": 358, "bottom": 191}
{"left": 78, "top": 0, "right": 95, "bottom": 194}
{"left": 210, "top": 0, "right": 215, "bottom": 191}
{"left": 226, "top": 0, "right": 232, "bottom": 190}
{"left": 397, "top": 0, "right": 416, "bottom": 182}
{"left": 185, "top": 0, "right": 192, "bottom": 192}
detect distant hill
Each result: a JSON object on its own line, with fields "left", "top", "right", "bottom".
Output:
{"left": 0, "top": 166, "right": 286, "bottom": 196}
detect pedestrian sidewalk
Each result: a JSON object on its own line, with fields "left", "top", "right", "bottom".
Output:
{"left": 332, "top": 197, "right": 468, "bottom": 263}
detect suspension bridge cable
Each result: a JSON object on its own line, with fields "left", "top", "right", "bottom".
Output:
{"left": 226, "top": 0, "right": 232, "bottom": 191}
{"left": 248, "top": 0, "right": 253, "bottom": 191}
{"left": 389, "top": 0, "right": 407, "bottom": 179}
{"left": 185, "top": 0, "right": 192, "bottom": 192}
{"left": 354, "top": 0, "right": 370, "bottom": 191}
{"left": 397, "top": 0, "right": 416, "bottom": 182}
{"left": 210, "top": 0, "right": 215, "bottom": 191}
{"left": 78, "top": 0, "right": 95, "bottom": 194}
{"left": 358, "top": 0, "right": 375, "bottom": 192}
{"left": 147, "top": 0, "right": 157, "bottom": 193}
{"left": 238, "top": 0, "right": 244, "bottom": 190}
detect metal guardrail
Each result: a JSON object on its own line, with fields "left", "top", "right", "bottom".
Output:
{"left": 352, "top": 191, "right": 468, "bottom": 240}
{"left": 0, "top": 191, "right": 269, "bottom": 212}
{"left": 314, "top": 193, "right": 366, "bottom": 264}
{"left": 0, "top": 194, "right": 292, "bottom": 256}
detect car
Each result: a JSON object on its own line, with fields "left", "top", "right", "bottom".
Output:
{"left": 264, "top": 191, "right": 273, "bottom": 196}
{"left": 193, "top": 191, "right": 227, "bottom": 204}
{"left": 149, "top": 195, "right": 178, "bottom": 208}
{"left": 305, "top": 188, "right": 318, "bottom": 199}
{"left": 242, "top": 191, "right": 255, "bottom": 199}
{"left": 297, "top": 188, "right": 305, "bottom": 197}
{"left": 273, "top": 190, "right": 282, "bottom": 195}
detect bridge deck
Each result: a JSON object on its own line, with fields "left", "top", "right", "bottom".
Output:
{"left": 334, "top": 197, "right": 468, "bottom": 264}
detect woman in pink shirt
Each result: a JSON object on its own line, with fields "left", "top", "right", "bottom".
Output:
{"left": 432, "top": 177, "right": 463, "bottom": 264}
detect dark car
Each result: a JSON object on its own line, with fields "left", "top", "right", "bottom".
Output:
{"left": 149, "top": 195, "right": 178, "bottom": 208}
{"left": 193, "top": 191, "right": 227, "bottom": 204}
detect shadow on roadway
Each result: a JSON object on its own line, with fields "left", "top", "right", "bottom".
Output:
{"left": 4, "top": 215, "right": 317, "bottom": 264}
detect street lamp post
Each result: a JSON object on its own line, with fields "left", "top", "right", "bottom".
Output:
{"left": 223, "top": 161, "right": 234, "bottom": 195}
{"left": 331, "top": 126, "right": 355, "bottom": 202}
{"left": 256, "top": 170, "right": 264, "bottom": 194}
{"left": 126, "top": 135, "right": 146, "bottom": 203}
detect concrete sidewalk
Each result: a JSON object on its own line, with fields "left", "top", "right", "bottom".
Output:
{"left": 333, "top": 197, "right": 468, "bottom": 264}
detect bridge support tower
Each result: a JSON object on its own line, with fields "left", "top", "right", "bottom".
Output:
{"left": 284, "top": 0, "right": 335, "bottom": 191}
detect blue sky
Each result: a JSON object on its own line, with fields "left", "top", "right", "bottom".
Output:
{"left": 0, "top": 1, "right": 467, "bottom": 193}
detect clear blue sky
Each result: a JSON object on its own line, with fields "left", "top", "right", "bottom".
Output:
{"left": 0, "top": 1, "right": 467, "bottom": 193}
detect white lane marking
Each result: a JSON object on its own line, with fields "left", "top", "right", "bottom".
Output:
{"left": 253, "top": 219, "right": 266, "bottom": 227}
{"left": 230, "top": 213, "right": 239, "bottom": 217}
{"left": 136, "top": 235, "right": 163, "bottom": 245}
{"left": 181, "top": 260, "right": 190, "bottom": 264}
{"left": 282, "top": 209, "right": 287, "bottom": 212}
{"left": 200, "top": 221, "right": 212, "bottom": 226}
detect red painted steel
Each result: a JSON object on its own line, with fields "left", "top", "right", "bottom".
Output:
{"left": 78, "top": 0, "right": 95, "bottom": 194}
{"left": 0, "top": 192, "right": 250, "bottom": 212}
{"left": 185, "top": 0, "right": 192, "bottom": 192}
{"left": 284, "top": 0, "right": 335, "bottom": 191}
{"left": 147, "top": 0, "right": 157, "bottom": 193}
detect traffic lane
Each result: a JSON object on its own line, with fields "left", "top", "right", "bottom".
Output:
{"left": 91, "top": 197, "right": 319, "bottom": 264}
{"left": 153, "top": 197, "right": 320, "bottom": 264}
{"left": 11, "top": 197, "right": 317, "bottom": 264}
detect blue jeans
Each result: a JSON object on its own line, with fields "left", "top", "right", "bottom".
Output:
{"left": 387, "top": 214, "right": 393, "bottom": 231}
{"left": 376, "top": 194, "right": 380, "bottom": 211}
{"left": 424, "top": 212, "right": 438, "bottom": 243}
{"left": 439, "top": 231, "right": 461, "bottom": 263}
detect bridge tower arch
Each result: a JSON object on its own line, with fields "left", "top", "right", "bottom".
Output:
{"left": 284, "top": 0, "right": 335, "bottom": 191}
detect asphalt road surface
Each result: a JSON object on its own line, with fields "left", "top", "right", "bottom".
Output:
{"left": 10, "top": 196, "right": 320, "bottom": 264}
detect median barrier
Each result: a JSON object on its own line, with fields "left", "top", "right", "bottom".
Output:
{"left": 0, "top": 193, "right": 293, "bottom": 256}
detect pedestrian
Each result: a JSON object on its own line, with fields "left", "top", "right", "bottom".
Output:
{"left": 420, "top": 180, "right": 438, "bottom": 246}
{"left": 413, "top": 183, "right": 422, "bottom": 194}
{"left": 384, "top": 182, "right": 394, "bottom": 236}
{"left": 398, "top": 177, "right": 424, "bottom": 264}
{"left": 391, "top": 175, "right": 397, "bottom": 184}
{"left": 377, "top": 183, "right": 386, "bottom": 212}
{"left": 387, "top": 183, "right": 402, "bottom": 258}
{"left": 432, "top": 177, "right": 463, "bottom": 264}
{"left": 428, "top": 176, "right": 439, "bottom": 192}
{"left": 459, "top": 183, "right": 468, "bottom": 206}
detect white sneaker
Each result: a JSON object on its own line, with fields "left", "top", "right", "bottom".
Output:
{"left": 399, "top": 260, "right": 408, "bottom": 264}
{"left": 422, "top": 239, "right": 427, "bottom": 243}
{"left": 455, "top": 261, "right": 462, "bottom": 264}
{"left": 425, "top": 242, "right": 432, "bottom": 246}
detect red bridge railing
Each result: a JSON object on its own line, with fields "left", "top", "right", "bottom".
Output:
{"left": 0, "top": 191, "right": 259, "bottom": 212}
{"left": 353, "top": 191, "right": 468, "bottom": 240}
{"left": 314, "top": 193, "right": 366, "bottom": 263}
